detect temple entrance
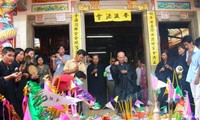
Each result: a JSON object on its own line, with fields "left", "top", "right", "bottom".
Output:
{"left": 85, "top": 13, "right": 144, "bottom": 67}
{"left": 85, "top": 13, "right": 146, "bottom": 103}
{"left": 34, "top": 25, "right": 70, "bottom": 63}
{"left": 159, "top": 22, "right": 190, "bottom": 58}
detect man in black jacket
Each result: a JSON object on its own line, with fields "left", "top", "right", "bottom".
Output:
{"left": 111, "top": 51, "right": 137, "bottom": 101}
{"left": 0, "top": 47, "right": 22, "bottom": 119}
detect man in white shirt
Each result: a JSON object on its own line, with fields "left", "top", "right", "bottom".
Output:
{"left": 182, "top": 35, "right": 200, "bottom": 119}
{"left": 105, "top": 58, "right": 116, "bottom": 99}
{"left": 136, "top": 59, "right": 142, "bottom": 99}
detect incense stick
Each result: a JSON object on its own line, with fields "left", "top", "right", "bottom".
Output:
{"left": 117, "top": 99, "right": 132, "bottom": 120}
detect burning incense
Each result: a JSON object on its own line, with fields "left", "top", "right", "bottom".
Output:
{"left": 117, "top": 98, "right": 133, "bottom": 120}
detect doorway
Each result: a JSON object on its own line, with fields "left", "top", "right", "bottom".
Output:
{"left": 34, "top": 25, "right": 70, "bottom": 63}
{"left": 85, "top": 13, "right": 146, "bottom": 104}
{"left": 159, "top": 22, "right": 190, "bottom": 59}
{"left": 85, "top": 13, "right": 144, "bottom": 67}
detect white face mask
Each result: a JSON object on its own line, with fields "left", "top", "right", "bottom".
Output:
{"left": 75, "top": 77, "right": 83, "bottom": 86}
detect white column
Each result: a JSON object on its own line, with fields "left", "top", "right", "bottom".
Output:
{"left": 143, "top": 11, "right": 154, "bottom": 103}
{"left": 13, "top": 12, "right": 27, "bottom": 49}
{"left": 196, "top": 11, "right": 200, "bottom": 37}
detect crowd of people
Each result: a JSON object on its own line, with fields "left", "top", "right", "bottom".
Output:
{"left": 5, "top": 34, "right": 200, "bottom": 118}
{"left": 155, "top": 35, "right": 200, "bottom": 119}
{"left": 0, "top": 46, "right": 84, "bottom": 119}
{"left": 0, "top": 43, "right": 149, "bottom": 119}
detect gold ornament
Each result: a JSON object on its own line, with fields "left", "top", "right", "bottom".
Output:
{"left": 178, "top": 74, "right": 182, "bottom": 79}
{"left": 176, "top": 65, "right": 184, "bottom": 79}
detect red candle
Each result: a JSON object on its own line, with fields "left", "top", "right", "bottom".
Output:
{"left": 104, "top": 116, "right": 110, "bottom": 120}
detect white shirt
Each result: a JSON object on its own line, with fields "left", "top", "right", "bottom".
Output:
{"left": 186, "top": 46, "right": 200, "bottom": 83}
{"left": 136, "top": 67, "right": 141, "bottom": 86}
{"left": 53, "top": 54, "right": 70, "bottom": 77}
{"left": 105, "top": 65, "right": 113, "bottom": 81}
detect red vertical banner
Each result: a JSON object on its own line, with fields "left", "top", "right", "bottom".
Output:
{"left": 151, "top": 0, "right": 155, "bottom": 10}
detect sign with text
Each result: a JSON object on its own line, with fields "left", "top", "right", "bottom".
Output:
{"left": 72, "top": 13, "right": 81, "bottom": 57}
{"left": 40, "top": 90, "right": 82, "bottom": 107}
{"left": 94, "top": 10, "right": 131, "bottom": 22}
{"left": 147, "top": 11, "right": 159, "bottom": 65}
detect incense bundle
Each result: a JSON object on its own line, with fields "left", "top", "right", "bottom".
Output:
{"left": 168, "top": 100, "right": 173, "bottom": 120}
{"left": 118, "top": 98, "right": 132, "bottom": 120}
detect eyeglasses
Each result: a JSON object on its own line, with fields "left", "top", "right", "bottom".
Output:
{"left": 111, "top": 61, "right": 115, "bottom": 62}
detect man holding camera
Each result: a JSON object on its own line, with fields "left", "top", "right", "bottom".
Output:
{"left": 51, "top": 46, "right": 70, "bottom": 77}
